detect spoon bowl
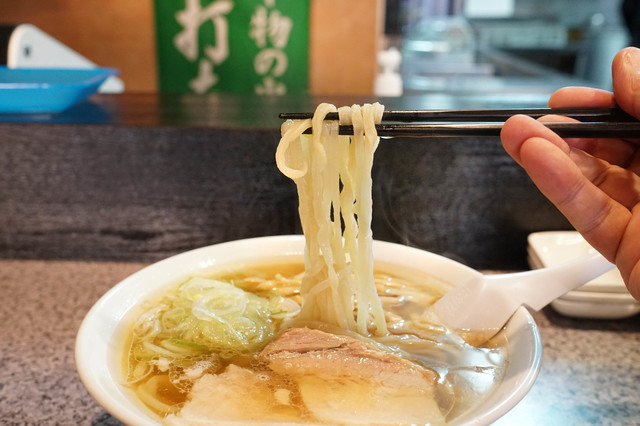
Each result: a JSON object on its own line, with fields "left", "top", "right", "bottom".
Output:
{"left": 433, "top": 251, "right": 615, "bottom": 342}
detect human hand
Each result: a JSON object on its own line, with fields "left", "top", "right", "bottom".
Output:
{"left": 500, "top": 47, "right": 640, "bottom": 301}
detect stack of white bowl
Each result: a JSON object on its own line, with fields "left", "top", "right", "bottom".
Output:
{"left": 527, "top": 231, "right": 640, "bottom": 319}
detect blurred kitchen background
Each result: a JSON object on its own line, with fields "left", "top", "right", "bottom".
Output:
{"left": 0, "top": 0, "right": 634, "bottom": 96}
{"left": 387, "top": 0, "right": 631, "bottom": 94}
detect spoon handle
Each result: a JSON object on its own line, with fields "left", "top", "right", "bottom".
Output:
{"left": 484, "top": 252, "right": 615, "bottom": 311}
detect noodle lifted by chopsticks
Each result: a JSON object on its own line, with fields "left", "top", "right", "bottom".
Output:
{"left": 276, "top": 102, "right": 387, "bottom": 336}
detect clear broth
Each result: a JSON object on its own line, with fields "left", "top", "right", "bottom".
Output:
{"left": 123, "top": 260, "right": 507, "bottom": 424}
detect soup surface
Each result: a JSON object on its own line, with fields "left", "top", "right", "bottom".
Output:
{"left": 123, "top": 260, "right": 507, "bottom": 425}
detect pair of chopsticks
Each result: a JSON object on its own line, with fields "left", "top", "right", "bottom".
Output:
{"left": 279, "top": 107, "right": 640, "bottom": 138}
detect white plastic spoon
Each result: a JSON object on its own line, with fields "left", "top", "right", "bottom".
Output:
{"left": 433, "top": 251, "right": 615, "bottom": 343}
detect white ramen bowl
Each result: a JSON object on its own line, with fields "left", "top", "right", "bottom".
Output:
{"left": 76, "top": 235, "right": 542, "bottom": 426}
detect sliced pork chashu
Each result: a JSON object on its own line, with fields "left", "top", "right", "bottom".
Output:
{"left": 259, "top": 327, "right": 447, "bottom": 425}
{"left": 163, "top": 363, "right": 302, "bottom": 426}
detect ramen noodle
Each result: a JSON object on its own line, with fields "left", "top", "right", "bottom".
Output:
{"left": 276, "top": 102, "right": 386, "bottom": 335}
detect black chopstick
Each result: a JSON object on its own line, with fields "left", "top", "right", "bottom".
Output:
{"left": 297, "top": 122, "right": 640, "bottom": 138}
{"left": 279, "top": 107, "right": 635, "bottom": 123}
{"left": 281, "top": 106, "right": 640, "bottom": 138}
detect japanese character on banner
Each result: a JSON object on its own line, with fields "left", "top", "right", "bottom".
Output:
{"left": 255, "top": 76, "right": 286, "bottom": 95}
{"left": 250, "top": 0, "right": 292, "bottom": 95}
{"left": 174, "top": 0, "right": 234, "bottom": 94}
{"left": 254, "top": 48, "right": 288, "bottom": 77}
{"left": 250, "top": 6, "right": 292, "bottom": 49}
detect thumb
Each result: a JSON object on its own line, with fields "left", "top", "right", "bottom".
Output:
{"left": 612, "top": 47, "right": 640, "bottom": 119}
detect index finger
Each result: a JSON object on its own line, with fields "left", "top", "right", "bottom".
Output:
{"left": 548, "top": 86, "right": 615, "bottom": 108}
{"left": 501, "top": 116, "right": 631, "bottom": 263}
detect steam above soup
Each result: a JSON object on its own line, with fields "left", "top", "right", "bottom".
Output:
{"left": 123, "top": 104, "right": 508, "bottom": 425}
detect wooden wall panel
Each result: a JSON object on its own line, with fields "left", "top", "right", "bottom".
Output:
{"left": 309, "top": 0, "right": 385, "bottom": 95}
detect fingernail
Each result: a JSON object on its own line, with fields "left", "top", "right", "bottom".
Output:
{"left": 622, "top": 47, "right": 640, "bottom": 90}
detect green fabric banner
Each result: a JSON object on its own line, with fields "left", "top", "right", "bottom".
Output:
{"left": 154, "top": 0, "right": 309, "bottom": 94}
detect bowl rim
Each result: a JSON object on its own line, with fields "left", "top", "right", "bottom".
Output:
{"left": 75, "top": 235, "right": 542, "bottom": 426}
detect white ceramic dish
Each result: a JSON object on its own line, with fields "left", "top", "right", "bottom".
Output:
{"left": 557, "top": 289, "right": 635, "bottom": 304}
{"left": 76, "top": 235, "right": 543, "bottom": 426}
{"left": 527, "top": 231, "right": 640, "bottom": 319}
{"left": 550, "top": 297, "right": 640, "bottom": 319}
{"left": 527, "top": 231, "right": 627, "bottom": 293}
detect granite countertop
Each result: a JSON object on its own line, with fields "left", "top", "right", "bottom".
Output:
{"left": 1, "top": 259, "right": 639, "bottom": 425}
